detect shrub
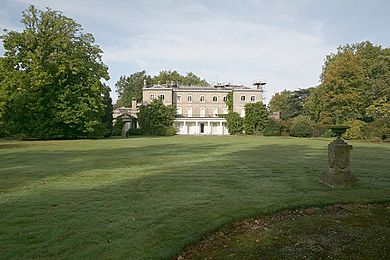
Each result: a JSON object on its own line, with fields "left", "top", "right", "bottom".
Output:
{"left": 164, "top": 126, "right": 177, "bottom": 136}
{"left": 343, "top": 120, "right": 368, "bottom": 140}
{"left": 137, "top": 99, "right": 176, "bottom": 135}
{"left": 15, "top": 133, "right": 27, "bottom": 140}
{"left": 112, "top": 118, "right": 125, "bottom": 136}
{"left": 244, "top": 102, "right": 268, "bottom": 135}
{"left": 321, "top": 129, "right": 336, "bottom": 138}
{"left": 367, "top": 120, "right": 390, "bottom": 141}
{"left": 263, "top": 119, "right": 281, "bottom": 136}
{"left": 289, "top": 115, "right": 314, "bottom": 137}
{"left": 126, "top": 128, "right": 143, "bottom": 136}
{"left": 225, "top": 112, "right": 244, "bottom": 135}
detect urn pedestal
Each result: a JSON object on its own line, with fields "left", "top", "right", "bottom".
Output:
{"left": 320, "top": 126, "right": 358, "bottom": 187}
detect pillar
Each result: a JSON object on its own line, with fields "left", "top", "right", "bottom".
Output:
{"left": 183, "top": 121, "right": 187, "bottom": 135}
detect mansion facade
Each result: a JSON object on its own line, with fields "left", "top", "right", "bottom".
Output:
{"left": 114, "top": 81, "right": 265, "bottom": 135}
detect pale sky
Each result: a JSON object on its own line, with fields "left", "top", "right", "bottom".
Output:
{"left": 1, "top": 0, "right": 389, "bottom": 103}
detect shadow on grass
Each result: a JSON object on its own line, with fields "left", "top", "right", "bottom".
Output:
{"left": 0, "top": 140, "right": 390, "bottom": 258}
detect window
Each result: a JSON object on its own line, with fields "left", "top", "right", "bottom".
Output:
{"left": 177, "top": 95, "right": 182, "bottom": 102}
{"left": 240, "top": 95, "right": 246, "bottom": 102}
{"left": 212, "top": 107, "right": 218, "bottom": 117}
{"left": 150, "top": 94, "right": 155, "bottom": 100}
{"left": 159, "top": 94, "right": 165, "bottom": 101}
{"left": 187, "top": 107, "right": 192, "bottom": 117}
{"left": 187, "top": 95, "right": 192, "bottom": 103}
{"left": 176, "top": 107, "right": 182, "bottom": 115}
{"left": 223, "top": 96, "right": 227, "bottom": 102}
{"left": 213, "top": 96, "right": 218, "bottom": 102}
{"left": 240, "top": 108, "right": 245, "bottom": 117}
{"left": 251, "top": 95, "right": 256, "bottom": 102}
{"left": 200, "top": 95, "right": 205, "bottom": 103}
{"left": 200, "top": 107, "right": 205, "bottom": 117}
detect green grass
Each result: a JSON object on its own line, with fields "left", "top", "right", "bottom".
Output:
{"left": 0, "top": 136, "right": 389, "bottom": 259}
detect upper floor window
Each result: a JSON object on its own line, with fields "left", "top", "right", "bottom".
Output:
{"left": 200, "top": 107, "right": 205, "bottom": 117}
{"left": 223, "top": 107, "right": 228, "bottom": 114}
{"left": 187, "top": 95, "right": 192, "bottom": 103}
{"left": 150, "top": 94, "right": 155, "bottom": 100}
{"left": 200, "top": 95, "right": 205, "bottom": 103}
{"left": 212, "top": 107, "right": 218, "bottom": 117}
{"left": 159, "top": 94, "right": 165, "bottom": 101}
{"left": 251, "top": 95, "right": 256, "bottom": 102}
{"left": 223, "top": 96, "right": 228, "bottom": 102}
{"left": 213, "top": 96, "right": 218, "bottom": 102}
{"left": 177, "top": 95, "right": 182, "bottom": 102}
{"left": 187, "top": 107, "right": 193, "bottom": 117}
{"left": 240, "top": 95, "right": 246, "bottom": 102}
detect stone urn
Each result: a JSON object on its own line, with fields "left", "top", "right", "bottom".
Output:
{"left": 320, "top": 125, "right": 358, "bottom": 187}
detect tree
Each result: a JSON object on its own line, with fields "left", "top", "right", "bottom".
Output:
{"left": 115, "top": 71, "right": 151, "bottom": 108}
{"left": 320, "top": 51, "right": 365, "bottom": 124}
{"left": 115, "top": 70, "right": 208, "bottom": 108}
{"left": 152, "top": 70, "right": 208, "bottom": 86}
{"left": 0, "top": 5, "right": 110, "bottom": 139}
{"left": 137, "top": 99, "right": 176, "bottom": 135}
{"left": 101, "top": 84, "right": 113, "bottom": 137}
{"left": 268, "top": 89, "right": 308, "bottom": 121}
{"left": 225, "top": 112, "right": 244, "bottom": 135}
{"left": 244, "top": 102, "right": 268, "bottom": 134}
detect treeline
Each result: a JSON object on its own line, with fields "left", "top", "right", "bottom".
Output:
{"left": 0, "top": 6, "right": 113, "bottom": 139}
{"left": 268, "top": 42, "right": 390, "bottom": 141}
{"left": 115, "top": 70, "right": 208, "bottom": 108}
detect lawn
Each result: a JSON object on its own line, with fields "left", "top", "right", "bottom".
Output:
{"left": 0, "top": 136, "right": 389, "bottom": 259}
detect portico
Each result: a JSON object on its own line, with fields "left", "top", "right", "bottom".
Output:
{"left": 174, "top": 118, "right": 228, "bottom": 135}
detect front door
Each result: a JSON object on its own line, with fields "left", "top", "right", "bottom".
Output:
{"left": 200, "top": 123, "right": 205, "bottom": 134}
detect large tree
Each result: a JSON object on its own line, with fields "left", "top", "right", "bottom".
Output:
{"left": 268, "top": 89, "right": 309, "bottom": 121}
{"left": 0, "top": 5, "right": 110, "bottom": 139}
{"left": 152, "top": 70, "right": 208, "bottom": 86}
{"left": 115, "top": 70, "right": 151, "bottom": 108}
{"left": 308, "top": 41, "right": 390, "bottom": 125}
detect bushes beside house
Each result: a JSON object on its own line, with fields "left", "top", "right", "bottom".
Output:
{"left": 137, "top": 99, "right": 176, "bottom": 136}
{"left": 225, "top": 112, "right": 244, "bottom": 135}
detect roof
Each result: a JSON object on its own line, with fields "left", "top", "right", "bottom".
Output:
{"left": 143, "top": 83, "right": 264, "bottom": 92}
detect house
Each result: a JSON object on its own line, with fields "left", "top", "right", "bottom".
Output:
{"left": 142, "top": 81, "right": 265, "bottom": 135}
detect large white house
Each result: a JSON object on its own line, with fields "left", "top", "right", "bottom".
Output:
{"left": 114, "top": 81, "right": 266, "bottom": 135}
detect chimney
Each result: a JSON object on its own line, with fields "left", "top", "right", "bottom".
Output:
{"left": 143, "top": 79, "right": 146, "bottom": 87}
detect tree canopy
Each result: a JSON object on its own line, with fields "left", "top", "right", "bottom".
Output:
{"left": 269, "top": 41, "right": 390, "bottom": 140}
{"left": 115, "top": 70, "right": 208, "bottom": 108}
{"left": 0, "top": 5, "right": 111, "bottom": 139}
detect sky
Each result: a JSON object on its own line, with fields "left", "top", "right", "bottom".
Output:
{"left": 1, "top": 0, "right": 390, "bottom": 104}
